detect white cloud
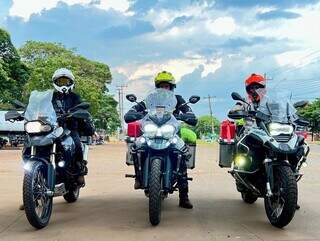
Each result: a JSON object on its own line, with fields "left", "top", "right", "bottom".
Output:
{"left": 9, "top": 0, "right": 130, "bottom": 20}
{"left": 275, "top": 50, "right": 318, "bottom": 67}
{"left": 205, "top": 17, "right": 236, "bottom": 36}
{"left": 116, "top": 56, "right": 222, "bottom": 84}
{"left": 95, "top": 0, "right": 130, "bottom": 14}
{"left": 145, "top": 3, "right": 207, "bottom": 30}
{"left": 243, "top": 3, "right": 320, "bottom": 50}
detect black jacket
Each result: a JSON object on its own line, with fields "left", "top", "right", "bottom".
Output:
{"left": 125, "top": 94, "right": 197, "bottom": 126}
{"left": 52, "top": 91, "right": 82, "bottom": 130}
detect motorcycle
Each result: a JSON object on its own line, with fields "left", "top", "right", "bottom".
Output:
{"left": 124, "top": 89, "right": 200, "bottom": 225}
{"left": 220, "top": 92, "right": 309, "bottom": 228}
{"left": 0, "top": 137, "right": 8, "bottom": 149}
{"left": 5, "top": 90, "right": 91, "bottom": 229}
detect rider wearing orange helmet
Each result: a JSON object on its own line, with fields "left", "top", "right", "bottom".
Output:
{"left": 245, "top": 73, "right": 266, "bottom": 106}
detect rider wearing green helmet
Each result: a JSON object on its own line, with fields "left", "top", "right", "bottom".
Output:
{"left": 125, "top": 71, "right": 197, "bottom": 209}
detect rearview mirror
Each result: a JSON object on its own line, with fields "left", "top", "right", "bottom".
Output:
{"left": 126, "top": 94, "right": 137, "bottom": 103}
{"left": 189, "top": 95, "right": 200, "bottom": 104}
{"left": 293, "top": 100, "right": 308, "bottom": 108}
{"left": 5, "top": 110, "right": 23, "bottom": 121}
{"left": 231, "top": 92, "right": 245, "bottom": 102}
{"left": 11, "top": 99, "right": 26, "bottom": 109}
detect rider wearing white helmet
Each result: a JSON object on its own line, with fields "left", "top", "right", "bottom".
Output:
{"left": 52, "top": 68, "right": 75, "bottom": 94}
{"left": 52, "top": 68, "right": 90, "bottom": 185}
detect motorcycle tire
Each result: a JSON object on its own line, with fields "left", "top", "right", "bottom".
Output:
{"left": 241, "top": 192, "right": 258, "bottom": 204}
{"left": 23, "top": 161, "right": 53, "bottom": 229}
{"left": 63, "top": 186, "right": 80, "bottom": 203}
{"left": 149, "top": 158, "right": 162, "bottom": 226}
{"left": 264, "top": 165, "right": 297, "bottom": 228}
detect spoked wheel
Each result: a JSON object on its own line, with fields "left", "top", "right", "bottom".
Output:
{"left": 23, "top": 162, "right": 53, "bottom": 229}
{"left": 63, "top": 185, "right": 80, "bottom": 203}
{"left": 264, "top": 166, "right": 297, "bottom": 228}
{"left": 149, "top": 158, "right": 162, "bottom": 226}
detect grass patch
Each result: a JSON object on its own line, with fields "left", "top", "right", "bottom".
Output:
{"left": 196, "top": 139, "right": 217, "bottom": 145}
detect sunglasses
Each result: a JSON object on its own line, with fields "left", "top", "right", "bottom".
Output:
{"left": 158, "top": 83, "right": 171, "bottom": 89}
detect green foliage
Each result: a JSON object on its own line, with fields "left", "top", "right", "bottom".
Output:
{"left": 183, "top": 115, "right": 220, "bottom": 138}
{"left": 19, "top": 41, "right": 119, "bottom": 134}
{"left": 0, "top": 28, "right": 29, "bottom": 105}
{"left": 298, "top": 99, "right": 320, "bottom": 132}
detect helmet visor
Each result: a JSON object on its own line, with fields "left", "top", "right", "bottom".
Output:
{"left": 55, "top": 77, "right": 73, "bottom": 87}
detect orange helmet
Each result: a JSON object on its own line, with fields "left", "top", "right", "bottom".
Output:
{"left": 245, "top": 73, "right": 266, "bottom": 102}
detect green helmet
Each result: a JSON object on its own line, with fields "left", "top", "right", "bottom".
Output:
{"left": 154, "top": 71, "right": 176, "bottom": 89}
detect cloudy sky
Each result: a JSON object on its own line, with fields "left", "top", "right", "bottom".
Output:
{"left": 1, "top": 0, "right": 320, "bottom": 119}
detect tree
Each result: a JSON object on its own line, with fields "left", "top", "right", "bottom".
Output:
{"left": 0, "top": 28, "right": 29, "bottom": 107}
{"left": 184, "top": 115, "right": 220, "bottom": 138}
{"left": 298, "top": 99, "right": 320, "bottom": 137}
{"left": 19, "top": 41, "right": 120, "bottom": 134}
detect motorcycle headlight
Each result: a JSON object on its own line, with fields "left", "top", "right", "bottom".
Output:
{"left": 268, "top": 123, "right": 294, "bottom": 136}
{"left": 143, "top": 124, "right": 158, "bottom": 138}
{"left": 160, "top": 124, "right": 175, "bottom": 139}
{"left": 25, "top": 121, "right": 52, "bottom": 134}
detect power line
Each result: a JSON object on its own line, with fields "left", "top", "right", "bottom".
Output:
{"left": 268, "top": 50, "right": 320, "bottom": 76}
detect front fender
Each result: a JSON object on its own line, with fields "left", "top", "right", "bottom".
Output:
{"left": 23, "top": 157, "right": 55, "bottom": 190}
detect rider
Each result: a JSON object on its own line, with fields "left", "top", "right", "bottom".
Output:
{"left": 231, "top": 73, "right": 266, "bottom": 134}
{"left": 19, "top": 68, "right": 91, "bottom": 211}
{"left": 125, "top": 71, "right": 197, "bottom": 209}
{"left": 230, "top": 73, "right": 301, "bottom": 210}
{"left": 233, "top": 73, "right": 266, "bottom": 111}
{"left": 52, "top": 68, "right": 90, "bottom": 185}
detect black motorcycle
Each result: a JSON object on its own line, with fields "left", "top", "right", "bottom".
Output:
{"left": 125, "top": 89, "right": 199, "bottom": 225}
{"left": 221, "top": 92, "right": 309, "bottom": 228}
{"left": 0, "top": 137, "right": 8, "bottom": 149}
{"left": 6, "top": 90, "right": 91, "bottom": 229}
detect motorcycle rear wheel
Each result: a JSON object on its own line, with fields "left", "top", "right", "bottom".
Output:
{"left": 241, "top": 191, "right": 258, "bottom": 204}
{"left": 63, "top": 185, "right": 80, "bottom": 203}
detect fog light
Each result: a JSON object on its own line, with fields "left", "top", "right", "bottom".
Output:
{"left": 171, "top": 137, "right": 178, "bottom": 144}
{"left": 302, "top": 162, "right": 308, "bottom": 168}
{"left": 234, "top": 155, "right": 249, "bottom": 167}
{"left": 58, "top": 161, "right": 65, "bottom": 168}
{"left": 139, "top": 137, "right": 146, "bottom": 144}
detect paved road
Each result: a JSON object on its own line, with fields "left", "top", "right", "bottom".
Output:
{"left": 0, "top": 143, "right": 319, "bottom": 241}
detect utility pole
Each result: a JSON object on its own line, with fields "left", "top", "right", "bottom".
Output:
{"left": 116, "top": 84, "right": 127, "bottom": 138}
{"left": 203, "top": 95, "right": 216, "bottom": 135}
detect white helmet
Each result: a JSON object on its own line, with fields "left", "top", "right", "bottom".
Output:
{"left": 52, "top": 68, "right": 75, "bottom": 94}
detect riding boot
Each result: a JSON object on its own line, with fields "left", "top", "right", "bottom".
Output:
{"left": 179, "top": 188, "right": 193, "bottom": 209}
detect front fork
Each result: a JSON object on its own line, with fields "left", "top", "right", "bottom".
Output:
{"left": 264, "top": 158, "right": 274, "bottom": 197}
{"left": 29, "top": 144, "right": 56, "bottom": 192}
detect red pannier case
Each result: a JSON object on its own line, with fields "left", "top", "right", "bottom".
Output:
{"left": 219, "top": 120, "right": 236, "bottom": 168}
{"left": 219, "top": 120, "right": 236, "bottom": 143}
{"left": 127, "top": 121, "right": 142, "bottom": 138}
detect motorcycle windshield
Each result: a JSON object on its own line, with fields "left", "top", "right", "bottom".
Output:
{"left": 24, "top": 90, "right": 57, "bottom": 125}
{"left": 145, "top": 89, "right": 177, "bottom": 116}
{"left": 257, "top": 90, "right": 298, "bottom": 123}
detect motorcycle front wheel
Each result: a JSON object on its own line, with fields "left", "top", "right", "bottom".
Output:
{"left": 23, "top": 161, "right": 53, "bottom": 229}
{"left": 264, "top": 165, "right": 297, "bottom": 228}
{"left": 149, "top": 158, "right": 162, "bottom": 226}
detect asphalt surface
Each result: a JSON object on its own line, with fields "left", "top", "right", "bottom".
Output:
{"left": 0, "top": 143, "right": 319, "bottom": 241}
